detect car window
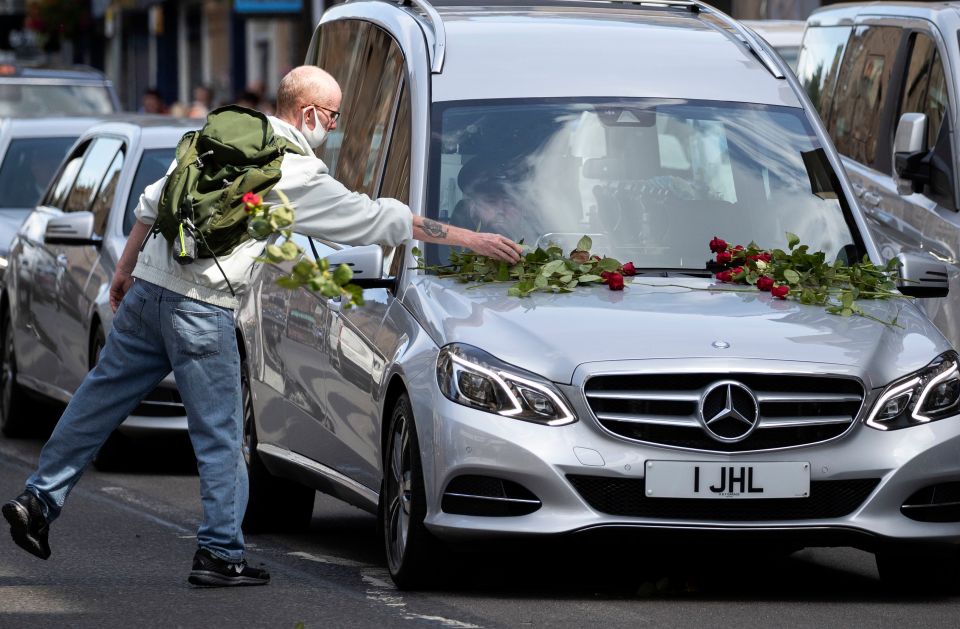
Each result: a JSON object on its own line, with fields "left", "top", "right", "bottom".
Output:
{"left": 380, "top": 82, "right": 412, "bottom": 279}
{"left": 0, "top": 136, "right": 76, "bottom": 209}
{"left": 312, "top": 19, "right": 372, "bottom": 178}
{"left": 64, "top": 137, "right": 123, "bottom": 214}
{"left": 45, "top": 141, "right": 91, "bottom": 210}
{"left": 796, "top": 26, "right": 852, "bottom": 123}
{"left": 90, "top": 149, "right": 124, "bottom": 236}
{"left": 333, "top": 26, "right": 405, "bottom": 195}
{"left": 830, "top": 25, "right": 902, "bottom": 173}
{"left": 123, "top": 148, "right": 176, "bottom": 235}
{"left": 0, "top": 83, "right": 115, "bottom": 116}
{"left": 381, "top": 82, "right": 411, "bottom": 204}
{"left": 428, "top": 98, "right": 858, "bottom": 270}
{"left": 924, "top": 53, "right": 949, "bottom": 151}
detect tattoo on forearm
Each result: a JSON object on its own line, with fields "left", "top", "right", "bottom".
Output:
{"left": 421, "top": 218, "right": 448, "bottom": 239}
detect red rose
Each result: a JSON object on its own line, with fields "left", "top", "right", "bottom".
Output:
{"left": 716, "top": 251, "right": 732, "bottom": 264}
{"left": 734, "top": 245, "right": 744, "bottom": 251}
{"left": 715, "top": 271, "right": 733, "bottom": 282}
{"left": 621, "top": 262, "right": 637, "bottom": 276}
{"left": 570, "top": 250, "right": 590, "bottom": 264}
{"left": 771, "top": 284, "right": 790, "bottom": 299}
{"left": 606, "top": 272, "right": 624, "bottom": 291}
{"left": 731, "top": 266, "right": 744, "bottom": 276}
{"left": 242, "top": 192, "right": 262, "bottom": 213}
{"left": 756, "top": 275, "right": 774, "bottom": 292}
{"left": 755, "top": 252, "right": 772, "bottom": 263}
{"left": 709, "top": 237, "right": 728, "bottom": 253}
{"left": 600, "top": 271, "right": 612, "bottom": 281}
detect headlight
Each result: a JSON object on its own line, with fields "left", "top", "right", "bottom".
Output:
{"left": 866, "top": 351, "right": 960, "bottom": 430}
{"left": 0, "top": 256, "right": 7, "bottom": 270}
{"left": 437, "top": 343, "right": 576, "bottom": 426}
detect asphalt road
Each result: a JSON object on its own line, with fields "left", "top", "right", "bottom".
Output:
{"left": 2, "top": 412, "right": 960, "bottom": 629}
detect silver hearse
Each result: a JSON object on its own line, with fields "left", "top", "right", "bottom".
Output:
{"left": 237, "top": 0, "right": 960, "bottom": 590}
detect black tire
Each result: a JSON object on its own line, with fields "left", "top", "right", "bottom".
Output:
{"left": 0, "top": 305, "right": 29, "bottom": 437}
{"left": 876, "top": 545, "right": 960, "bottom": 594}
{"left": 89, "top": 324, "right": 129, "bottom": 471}
{"left": 382, "top": 393, "right": 443, "bottom": 590}
{"left": 241, "top": 355, "right": 314, "bottom": 533}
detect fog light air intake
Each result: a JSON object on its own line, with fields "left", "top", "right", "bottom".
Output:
{"left": 442, "top": 475, "right": 542, "bottom": 517}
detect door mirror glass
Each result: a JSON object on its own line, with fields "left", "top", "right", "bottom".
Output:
{"left": 44, "top": 211, "right": 100, "bottom": 246}
{"left": 897, "top": 251, "right": 948, "bottom": 298}
{"left": 325, "top": 244, "right": 392, "bottom": 289}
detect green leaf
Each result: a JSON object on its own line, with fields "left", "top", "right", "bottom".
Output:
{"left": 576, "top": 235, "right": 593, "bottom": 252}
{"left": 280, "top": 241, "right": 301, "bottom": 260}
{"left": 841, "top": 307, "right": 853, "bottom": 317}
{"left": 496, "top": 262, "right": 511, "bottom": 282}
{"left": 786, "top": 232, "right": 800, "bottom": 249}
{"left": 265, "top": 244, "right": 284, "bottom": 262}
{"left": 578, "top": 274, "right": 603, "bottom": 283}
{"left": 534, "top": 274, "right": 549, "bottom": 289}
{"left": 276, "top": 276, "right": 301, "bottom": 289}
{"left": 783, "top": 269, "right": 800, "bottom": 284}
{"left": 292, "top": 259, "right": 315, "bottom": 279}
{"left": 543, "top": 260, "right": 566, "bottom": 275}
{"left": 411, "top": 246, "right": 421, "bottom": 258}
{"left": 332, "top": 263, "right": 353, "bottom": 285}
{"left": 598, "top": 258, "right": 620, "bottom": 272}
{"left": 507, "top": 287, "right": 522, "bottom": 297}
{"left": 841, "top": 292, "right": 854, "bottom": 309}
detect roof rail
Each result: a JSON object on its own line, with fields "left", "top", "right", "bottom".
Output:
{"left": 386, "top": 0, "right": 783, "bottom": 79}
{"left": 553, "top": 0, "right": 786, "bottom": 78}
{"left": 396, "top": 0, "right": 447, "bottom": 73}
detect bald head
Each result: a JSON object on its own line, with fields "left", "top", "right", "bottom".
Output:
{"left": 276, "top": 66, "right": 342, "bottom": 125}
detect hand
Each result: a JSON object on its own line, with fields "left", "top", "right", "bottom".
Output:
{"left": 109, "top": 270, "right": 134, "bottom": 312}
{"left": 465, "top": 232, "right": 524, "bottom": 264}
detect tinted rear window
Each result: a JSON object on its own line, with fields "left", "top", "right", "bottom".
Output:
{"left": 0, "top": 82, "right": 115, "bottom": 116}
{"left": 123, "top": 148, "right": 175, "bottom": 235}
{"left": 0, "top": 136, "right": 77, "bottom": 209}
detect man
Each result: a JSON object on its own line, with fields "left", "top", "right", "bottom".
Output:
{"left": 2, "top": 66, "right": 522, "bottom": 587}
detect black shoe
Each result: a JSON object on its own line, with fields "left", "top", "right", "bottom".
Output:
{"left": 2, "top": 491, "right": 51, "bottom": 560}
{"left": 188, "top": 548, "right": 270, "bottom": 587}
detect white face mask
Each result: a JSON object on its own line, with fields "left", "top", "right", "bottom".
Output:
{"left": 300, "top": 106, "right": 328, "bottom": 149}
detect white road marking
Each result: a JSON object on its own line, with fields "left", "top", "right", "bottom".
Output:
{"left": 287, "top": 550, "right": 369, "bottom": 568}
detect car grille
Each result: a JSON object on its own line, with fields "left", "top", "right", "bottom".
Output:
{"left": 567, "top": 475, "right": 879, "bottom": 521}
{"left": 584, "top": 373, "right": 865, "bottom": 452}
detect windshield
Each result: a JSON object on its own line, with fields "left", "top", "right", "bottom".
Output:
{"left": 0, "top": 136, "right": 77, "bottom": 209}
{"left": 123, "top": 148, "right": 175, "bottom": 234}
{"left": 427, "top": 98, "right": 859, "bottom": 269}
{"left": 0, "top": 82, "right": 115, "bottom": 116}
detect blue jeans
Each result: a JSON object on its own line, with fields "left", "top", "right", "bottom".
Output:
{"left": 25, "top": 280, "right": 248, "bottom": 562}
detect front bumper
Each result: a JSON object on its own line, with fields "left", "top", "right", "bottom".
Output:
{"left": 420, "top": 391, "right": 960, "bottom": 546}
{"left": 117, "top": 375, "right": 188, "bottom": 435}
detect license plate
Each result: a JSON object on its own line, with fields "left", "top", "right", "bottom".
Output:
{"left": 644, "top": 461, "right": 810, "bottom": 499}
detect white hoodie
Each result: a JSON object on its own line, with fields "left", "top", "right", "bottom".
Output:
{"left": 132, "top": 116, "right": 413, "bottom": 309}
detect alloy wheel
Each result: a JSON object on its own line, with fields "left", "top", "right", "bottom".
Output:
{"left": 0, "top": 316, "right": 14, "bottom": 423}
{"left": 385, "top": 412, "right": 413, "bottom": 573}
{"left": 241, "top": 364, "right": 254, "bottom": 468}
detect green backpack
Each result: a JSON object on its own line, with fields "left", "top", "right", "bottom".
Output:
{"left": 151, "top": 105, "right": 303, "bottom": 292}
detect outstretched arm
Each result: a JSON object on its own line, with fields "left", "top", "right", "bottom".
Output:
{"left": 413, "top": 215, "right": 523, "bottom": 264}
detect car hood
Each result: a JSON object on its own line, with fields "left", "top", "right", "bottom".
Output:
{"left": 0, "top": 209, "right": 32, "bottom": 254}
{"left": 403, "top": 276, "right": 950, "bottom": 386}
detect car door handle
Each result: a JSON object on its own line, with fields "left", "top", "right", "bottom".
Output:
{"left": 862, "top": 192, "right": 882, "bottom": 207}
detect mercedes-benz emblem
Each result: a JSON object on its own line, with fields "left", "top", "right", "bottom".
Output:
{"left": 698, "top": 380, "right": 760, "bottom": 443}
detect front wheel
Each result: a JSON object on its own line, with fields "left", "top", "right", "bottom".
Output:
{"left": 382, "top": 393, "right": 443, "bottom": 589}
{"left": 0, "top": 305, "right": 29, "bottom": 437}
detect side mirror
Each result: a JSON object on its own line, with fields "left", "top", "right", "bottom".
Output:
{"left": 325, "top": 244, "right": 394, "bottom": 289}
{"left": 44, "top": 212, "right": 101, "bottom": 247}
{"left": 897, "top": 252, "right": 949, "bottom": 298}
{"left": 893, "top": 113, "right": 930, "bottom": 193}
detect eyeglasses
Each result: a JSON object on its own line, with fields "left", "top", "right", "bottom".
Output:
{"left": 304, "top": 103, "right": 341, "bottom": 123}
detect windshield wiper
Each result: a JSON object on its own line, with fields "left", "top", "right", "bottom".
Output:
{"left": 633, "top": 268, "right": 714, "bottom": 278}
